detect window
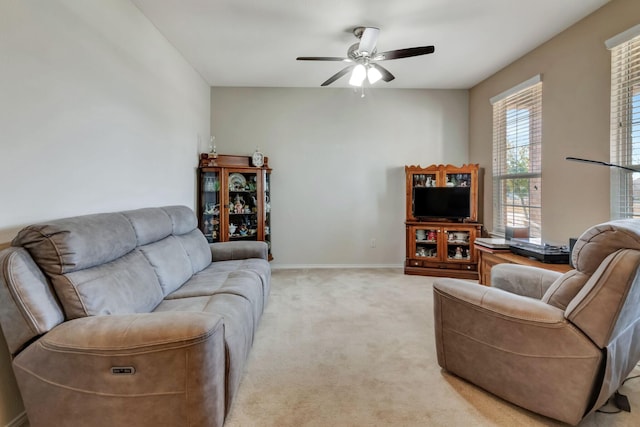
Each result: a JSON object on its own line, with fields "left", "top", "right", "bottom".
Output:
{"left": 608, "top": 25, "right": 640, "bottom": 219}
{"left": 491, "top": 76, "right": 542, "bottom": 238}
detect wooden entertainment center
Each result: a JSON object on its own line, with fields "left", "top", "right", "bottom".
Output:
{"left": 404, "top": 164, "right": 481, "bottom": 280}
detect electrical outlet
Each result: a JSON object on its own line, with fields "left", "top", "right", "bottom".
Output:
{"left": 370, "top": 238, "right": 376, "bottom": 248}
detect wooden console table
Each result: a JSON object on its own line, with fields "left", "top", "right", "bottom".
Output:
{"left": 475, "top": 244, "right": 573, "bottom": 286}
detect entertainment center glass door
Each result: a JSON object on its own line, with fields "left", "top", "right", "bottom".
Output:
{"left": 444, "top": 172, "right": 472, "bottom": 188}
{"left": 413, "top": 172, "right": 437, "bottom": 188}
{"left": 414, "top": 226, "right": 440, "bottom": 260}
{"left": 443, "top": 227, "right": 472, "bottom": 262}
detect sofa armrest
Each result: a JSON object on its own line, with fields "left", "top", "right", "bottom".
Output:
{"left": 210, "top": 241, "right": 268, "bottom": 261}
{"left": 13, "top": 311, "right": 227, "bottom": 427}
{"left": 40, "top": 311, "right": 224, "bottom": 351}
{"left": 490, "top": 263, "right": 562, "bottom": 299}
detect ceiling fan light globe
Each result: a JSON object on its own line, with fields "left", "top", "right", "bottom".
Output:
{"left": 349, "top": 64, "right": 366, "bottom": 86}
{"left": 367, "top": 66, "right": 383, "bottom": 84}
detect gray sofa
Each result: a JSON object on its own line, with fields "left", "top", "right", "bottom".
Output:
{"left": 0, "top": 205, "right": 270, "bottom": 427}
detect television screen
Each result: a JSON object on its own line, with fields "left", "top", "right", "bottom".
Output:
{"left": 413, "top": 187, "right": 471, "bottom": 219}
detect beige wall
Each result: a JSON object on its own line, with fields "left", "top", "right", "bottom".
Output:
{"left": 0, "top": 1, "right": 210, "bottom": 425}
{"left": 469, "top": 0, "right": 640, "bottom": 245}
{"left": 211, "top": 87, "right": 469, "bottom": 267}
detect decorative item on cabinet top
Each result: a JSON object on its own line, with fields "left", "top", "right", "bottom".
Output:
{"left": 200, "top": 152, "right": 269, "bottom": 169}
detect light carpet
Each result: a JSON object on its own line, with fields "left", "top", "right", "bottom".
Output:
{"left": 225, "top": 268, "right": 640, "bottom": 427}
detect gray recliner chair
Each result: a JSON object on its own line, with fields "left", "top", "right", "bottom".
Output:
{"left": 433, "top": 219, "right": 640, "bottom": 425}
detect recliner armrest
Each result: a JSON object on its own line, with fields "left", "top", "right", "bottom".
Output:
{"left": 490, "top": 263, "right": 562, "bottom": 299}
{"left": 210, "top": 241, "right": 268, "bottom": 261}
{"left": 434, "top": 278, "right": 564, "bottom": 322}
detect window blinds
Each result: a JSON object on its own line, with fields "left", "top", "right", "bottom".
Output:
{"left": 491, "top": 78, "right": 543, "bottom": 237}
{"left": 609, "top": 31, "right": 640, "bottom": 219}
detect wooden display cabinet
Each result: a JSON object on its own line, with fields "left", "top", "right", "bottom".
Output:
{"left": 404, "top": 164, "right": 481, "bottom": 279}
{"left": 198, "top": 154, "right": 272, "bottom": 260}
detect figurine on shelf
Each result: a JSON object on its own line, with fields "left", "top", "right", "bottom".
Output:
{"left": 238, "top": 224, "right": 248, "bottom": 236}
{"left": 229, "top": 224, "right": 237, "bottom": 235}
{"left": 234, "top": 194, "right": 245, "bottom": 214}
{"left": 427, "top": 230, "right": 437, "bottom": 241}
{"left": 205, "top": 203, "right": 219, "bottom": 215}
{"left": 454, "top": 246, "right": 463, "bottom": 259}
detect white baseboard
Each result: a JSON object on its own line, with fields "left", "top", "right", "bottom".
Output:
{"left": 5, "top": 412, "right": 27, "bottom": 427}
{"left": 271, "top": 264, "right": 403, "bottom": 270}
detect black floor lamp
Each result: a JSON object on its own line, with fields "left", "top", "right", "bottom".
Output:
{"left": 565, "top": 156, "right": 640, "bottom": 172}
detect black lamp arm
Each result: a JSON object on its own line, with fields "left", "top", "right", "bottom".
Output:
{"left": 565, "top": 156, "right": 640, "bottom": 173}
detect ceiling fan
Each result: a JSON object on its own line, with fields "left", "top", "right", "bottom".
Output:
{"left": 297, "top": 26, "right": 435, "bottom": 87}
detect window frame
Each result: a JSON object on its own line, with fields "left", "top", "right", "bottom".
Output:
{"left": 607, "top": 25, "right": 640, "bottom": 219}
{"left": 490, "top": 75, "right": 543, "bottom": 238}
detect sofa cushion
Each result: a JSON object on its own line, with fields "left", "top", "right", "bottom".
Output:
{"left": 12, "top": 212, "right": 137, "bottom": 275}
{"left": 542, "top": 270, "right": 589, "bottom": 310}
{"left": 207, "top": 259, "right": 271, "bottom": 306}
{"left": 121, "top": 207, "right": 173, "bottom": 246}
{"left": 154, "top": 292, "right": 255, "bottom": 413}
{"left": 138, "top": 236, "right": 193, "bottom": 296}
{"left": 166, "top": 269, "right": 264, "bottom": 330}
{"left": 162, "top": 205, "right": 199, "bottom": 235}
{"left": 51, "top": 250, "right": 164, "bottom": 318}
{"left": 177, "top": 229, "right": 212, "bottom": 274}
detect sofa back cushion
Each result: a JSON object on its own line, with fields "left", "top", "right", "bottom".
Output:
{"left": 12, "top": 212, "right": 137, "bottom": 275}
{"left": 138, "top": 236, "right": 194, "bottom": 296}
{"left": 54, "top": 250, "right": 164, "bottom": 318}
{"left": 121, "top": 207, "right": 173, "bottom": 245}
{"left": 177, "top": 230, "right": 213, "bottom": 274}
{"left": 10, "top": 206, "right": 211, "bottom": 320}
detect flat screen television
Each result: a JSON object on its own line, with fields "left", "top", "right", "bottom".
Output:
{"left": 413, "top": 186, "right": 471, "bottom": 220}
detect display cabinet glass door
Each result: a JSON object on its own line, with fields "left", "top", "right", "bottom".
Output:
{"left": 445, "top": 172, "right": 472, "bottom": 188}
{"left": 444, "top": 228, "right": 473, "bottom": 262}
{"left": 201, "top": 172, "right": 221, "bottom": 243}
{"left": 414, "top": 227, "right": 440, "bottom": 260}
{"left": 227, "top": 171, "right": 259, "bottom": 241}
{"left": 264, "top": 171, "right": 272, "bottom": 257}
{"left": 413, "top": 172, "right": 438, "bottom": 188}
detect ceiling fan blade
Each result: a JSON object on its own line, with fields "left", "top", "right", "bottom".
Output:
{"left": 370, "top": 63, "right": 395, "bottom": 82}
{"left": 358, "top": 27, "right": 379, "bottom": 55}
{"left": 297, "top": 56, "right": 350, "bottom": 61}
{"left": 374, "top": 46, "right": 435, "bottom": 61}
{"left": 321, "top": 65, "right": 355, "bottom": 86}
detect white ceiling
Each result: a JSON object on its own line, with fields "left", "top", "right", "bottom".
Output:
{"left": 131, "top": 0, "right": 610, "bottom": 89}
